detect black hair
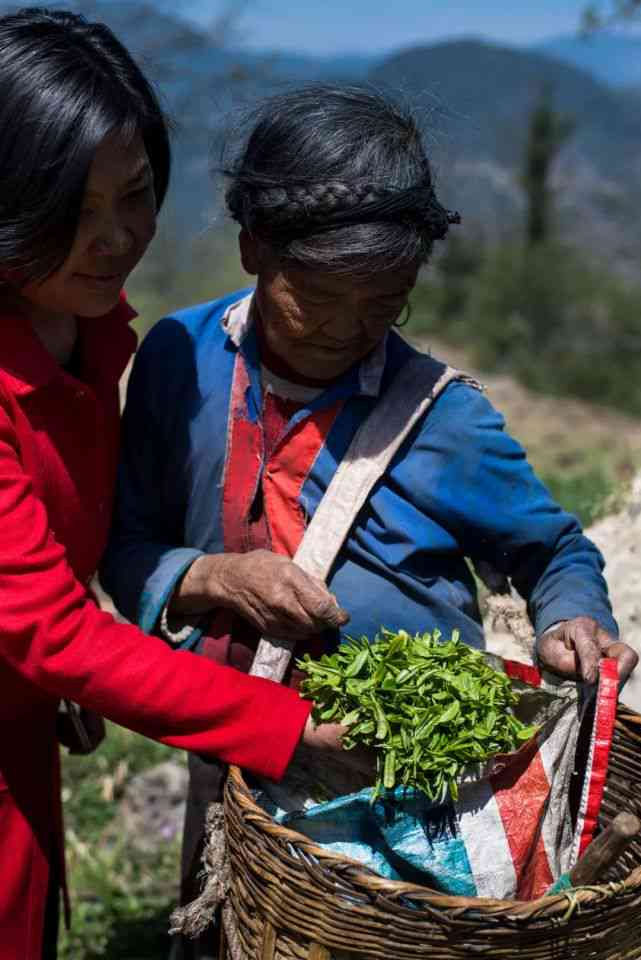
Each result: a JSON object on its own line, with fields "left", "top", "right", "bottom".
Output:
{"left": 223, "top": 84, "right": 459, "bottom": 276}
{"left": 0, "top": 7, "right": 170, "bottom": 282}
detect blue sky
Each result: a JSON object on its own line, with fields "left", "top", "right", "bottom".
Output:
{"left": 180, "top": 0, "right": 617, "bottom": 55}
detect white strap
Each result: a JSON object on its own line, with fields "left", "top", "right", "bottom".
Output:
{"left": 250, "top": 360, "right": 477, "bottom": 681}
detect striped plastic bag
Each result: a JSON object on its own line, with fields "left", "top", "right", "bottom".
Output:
{"left": 277, "top": 656, "right": 619, "bottom": 900}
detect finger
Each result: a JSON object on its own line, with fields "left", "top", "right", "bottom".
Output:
{"left": 241, "top": 595, "right": 316, "bottom": 639}
{"left": 603, "top": 641, "right": 639, "bottom": 685}
{"left": 537, "top": 631, "right": 581, "bottom": 678}
{"left": 311, "top": 594, "right": 350, "bottom": 628}
{"left": 270, "top": 592, "right": 343, "bottom": 638}
{"left": 330, "top": 593, "right": 350, "bottom": 626}
{"left": 595, "top": 627, "right": 638, "bottom": 683}
{"left": 294, "top": 573, "right": 350, "bottom": 628}
{"left": 571, "top": 621, "right": 601, "bottom": 684}
{"left": 266, "top": 609, "right": 322, "bottom": 640}
{"left": 595, "top": 628, "right": 618, "bottom": 653}
{"left": 301, "top": 720, "right": 345, "bottom": 751}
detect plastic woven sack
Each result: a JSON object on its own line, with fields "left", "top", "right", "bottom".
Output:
{"left": 259, "top": 656, "right": 618, "bottom": 900}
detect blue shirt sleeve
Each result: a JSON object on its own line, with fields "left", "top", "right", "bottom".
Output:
{"left": 403, "top": 381, "right": 617, "bottom": 638}
{"left": 100, "top": 320, "right": 204, "bottom": 647}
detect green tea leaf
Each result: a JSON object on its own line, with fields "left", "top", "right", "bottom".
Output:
{"left": 340, "top": 709, "right": 361, "bottom": 727}
{"left": 297, "top": 629, "right": 539, "bottom": 802}
{"left": 344, "top": 648, "right": 370, "bottom": 678}
{"left": 384, "top": 749, "right": 396, "bottom": 790}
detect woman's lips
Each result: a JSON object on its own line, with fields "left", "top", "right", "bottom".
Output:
{"left": 74, "top": 272, "right": 123, "bottom": 290}
{"left": 307, "top": 340, "right": 362, "bottom": 353}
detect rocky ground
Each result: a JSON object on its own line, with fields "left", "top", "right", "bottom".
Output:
{"left": 483, "top": 473, "right": 641, "bottom": 711}
{"left": 583, "top": 475, "right": 641, "bottom": 709}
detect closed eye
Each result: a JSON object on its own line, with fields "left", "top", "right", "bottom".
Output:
{"left": 125, "top": 184, "right": 152, "bottom": 200}
{"left": 370, "top": 296, "right": 407, "bottom": 311}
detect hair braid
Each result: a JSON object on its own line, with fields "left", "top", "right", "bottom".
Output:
{"left": 222, "top": 85, "right": 460, "bottom": 275}
{"left": 236, "top": 181, "right": 388, "bottom": 224}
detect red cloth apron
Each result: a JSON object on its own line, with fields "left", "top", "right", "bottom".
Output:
{"left": 201, "top": 353, "right": 344, "bottom": 682}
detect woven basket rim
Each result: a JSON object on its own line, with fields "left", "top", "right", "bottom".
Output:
{"left": 227, "top": 706, "right": 641, "bottom": 919}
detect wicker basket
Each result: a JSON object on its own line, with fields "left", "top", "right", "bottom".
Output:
{"left": 220, "top": 704, "right": 641, "bottom": 960}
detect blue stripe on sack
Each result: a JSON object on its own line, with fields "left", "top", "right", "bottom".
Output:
{"left": 279, "top": 788, "right": 405, "bottom": 881}
{"left": 372, "top": 792, "right": 478, "bottom": 896}
{"left": 279, "top": 788, "right": 478, "bottom": 895}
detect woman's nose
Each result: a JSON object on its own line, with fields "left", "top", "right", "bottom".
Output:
{"left": 92, "top": 218, "right": 134, "bottom": 257}
{"left": 320, "top": 305, "right": 366, "bottom": 340}
{"left": 321, "top": 310, "right": 390, "bottom": 342}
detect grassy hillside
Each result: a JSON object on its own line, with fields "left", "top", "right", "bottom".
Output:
{"left": 59, "top": 728, "right": 181, "bottom": 959}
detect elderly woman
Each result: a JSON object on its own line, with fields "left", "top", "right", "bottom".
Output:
{"left": 101, "top": 85, "right": 636, "bottom": 955}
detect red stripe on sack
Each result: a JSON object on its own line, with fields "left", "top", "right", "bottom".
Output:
{"left": 490, "top": 737, "right": 555, "bottom": 898}
{"left": 222, "top": 356, "right": 264, "bottom": 554}
{"left": 577, "top": 658, "right": 619, "bottom": 857}
{"left": 262, "top": 397, "right": 343, "bottom": 557}
{"left": 503, "top": 660, "right": 542, "bottom": 688}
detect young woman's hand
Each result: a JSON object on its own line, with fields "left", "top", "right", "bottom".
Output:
{"left": 300, "top": 717, "right": 377, "bottom": 778}
{"left": 537, "top": 616, "right": 638, "bottom": 685}
{"left": 171, "top": 550, "right": 349, "bottom": 640}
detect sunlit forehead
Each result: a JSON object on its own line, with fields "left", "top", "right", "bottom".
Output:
{"left": 285, "top": 263, "right": 418, "bottom": 300}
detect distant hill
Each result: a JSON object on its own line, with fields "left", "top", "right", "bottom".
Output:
{"left": 536, "top": 33, "right": 641, "bottom": 89}
{"left": 369, "top": 39, "right": 641, "bottom": 263}
{"left": 3, "top": 3, "right": 640, "bottom": 266}
{"left": 45, "top": 2, "right": 379, "bottom": 229}
{"left": 369, "top": 39, "right": 639, "bottom": 173}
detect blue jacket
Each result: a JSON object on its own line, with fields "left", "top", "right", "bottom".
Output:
{"left": 101, "top": 290, "right": 617, "bottom": 651}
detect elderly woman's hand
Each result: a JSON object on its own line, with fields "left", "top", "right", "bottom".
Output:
{"left": 537, "top": 616, "right": 638, "bottom": 685}
{"left": 173, "top": 550, "right": 349, "bottom": 640}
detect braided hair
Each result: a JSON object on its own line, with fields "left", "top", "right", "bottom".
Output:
{"left": 223, "top": 85, "right": 459, "bottom": 276}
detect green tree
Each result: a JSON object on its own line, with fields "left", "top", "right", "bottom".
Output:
{"left": 522, "top": 90, "right": 575, "bottom": 247}
{"left": 435, "top": 234, "right": 484, "bottom": 321}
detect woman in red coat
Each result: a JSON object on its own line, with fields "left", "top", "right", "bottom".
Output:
{"left": 0, "top": 9, "right": 351, "bottom": 958}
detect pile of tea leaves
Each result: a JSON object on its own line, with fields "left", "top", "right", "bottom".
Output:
{"left": 298, "top": 629, "right": 538, "bottom": 802}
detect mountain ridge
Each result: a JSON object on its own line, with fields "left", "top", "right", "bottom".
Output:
{"left": 2, "top": 2, "right": 638, "bottom": 261}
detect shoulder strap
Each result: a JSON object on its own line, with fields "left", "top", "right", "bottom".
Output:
{"left": 250, "top": 358, "right": 480, "bottom": 681}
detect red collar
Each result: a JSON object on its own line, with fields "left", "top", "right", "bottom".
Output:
{"left": 0, "top": 292, "right": 137, "bottom": 396}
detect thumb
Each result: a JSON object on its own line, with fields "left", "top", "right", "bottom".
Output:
{"left": 315, "top": 592, "right": 350, "bottom": 628}
{"left": 303, "top": 576, "right": 350, "bottom": 627}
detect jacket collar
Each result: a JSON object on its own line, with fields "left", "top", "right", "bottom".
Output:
{"left": 0, "top": 292, "right": 137, "bottom": 396}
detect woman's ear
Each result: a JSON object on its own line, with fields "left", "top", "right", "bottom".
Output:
{"left": 239, "top": 228, "right": 260, "bottom": 275}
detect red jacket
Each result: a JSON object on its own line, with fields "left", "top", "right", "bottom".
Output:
{"left": 0, "top": 298, "right": 310, "bottom": 958}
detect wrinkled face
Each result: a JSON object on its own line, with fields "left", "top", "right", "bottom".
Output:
{"left": 241, "top": 233, "right": 418, "bottom": 380}
{"left": 17, "top": 130, "right": 157, "bottom": 321}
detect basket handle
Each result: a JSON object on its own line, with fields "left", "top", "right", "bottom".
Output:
{"left": 249, "top": 362, "right": 473, "bottom": 683}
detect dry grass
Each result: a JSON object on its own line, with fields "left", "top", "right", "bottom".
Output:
{"left": 409, "top": 334, "right": 641, "bottom": 510}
